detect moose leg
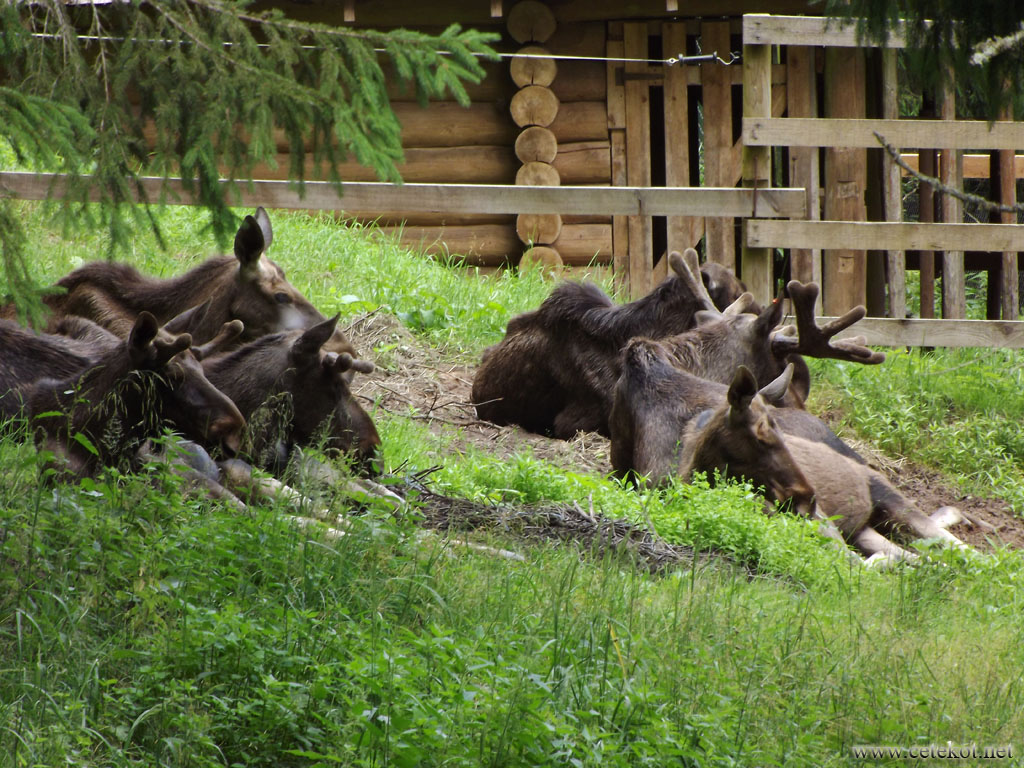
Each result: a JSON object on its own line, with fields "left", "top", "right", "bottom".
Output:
{"left": 850, "top": 526, "right": 919, "bottom": 567}
{"left": 552, "top": 399, "right": 608, "bottom": 439}
{"left": 867, "top": 474, "right": 971, "bottom": 550}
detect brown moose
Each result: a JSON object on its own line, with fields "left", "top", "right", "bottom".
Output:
{"left": 24, "top": 312, "right": 245, "bottom": 478}
{"left": 1, "top": 207, "right": 356, "bottom": 360}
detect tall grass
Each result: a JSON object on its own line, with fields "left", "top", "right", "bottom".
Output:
{"left": 3, "top": 203, "right": 1024, "bottom": 766}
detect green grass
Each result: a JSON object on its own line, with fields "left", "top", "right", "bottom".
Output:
{"left": 4, "top": 203, "right": 1024, "bottom": 767}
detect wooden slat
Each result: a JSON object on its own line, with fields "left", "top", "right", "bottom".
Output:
{"left": 740, "top": 40, "right": 774, "bottom": 305}
{"left": 998, "top": 107, "right": 1020, "bottom": 320}
{"left": 703, "top": 20, "right": 736, "bottom": 270}
{"left": 743, "top": 14, "right": 910, "bottom": 48}
{"left": 785, "top": 44, "right": 821, "bottom": 306}
{"left": 662, "top": 21, "right": 698, "bottom": 255}
{"left": 744, "top": 117, "right": 1024, "bottom": 151}
{"left": 939, "top": 74, "right": 966, "bottom": 319}
{"left": 747, "top": 220, "right": 1024, "bottom": 253}
{"left": 624, "top": 22, "right": 653, "bottom": 298}
{"left": 881, "top": 48, "right": 905, "bottom": 319}
{"left": 822, "top": 47, "right": 867, "bottom": 315}
{"left": 779, "top": 316, "right": 1024, "bottom": 349}
{"left": 0, "top": 172, "right": 806, "bottom": 217}
{"left": 901, "top": 152, "right": 1024, "bottom": 179}
{"left": 607, "top": 29, "right": 628, "bottom": 292}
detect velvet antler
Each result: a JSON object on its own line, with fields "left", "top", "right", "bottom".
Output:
{"left": 770, "top": 281, "right": 886, "bottom": 365}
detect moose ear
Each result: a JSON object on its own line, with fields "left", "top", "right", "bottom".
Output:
{"left": 758, "top": 363, "right": 794, "bottom": 405}
{"left": 694, "top": 310, "right": 720, "bottom": 326}
{"left": 253, "top": 207, "right": 273, "bottom": 251}
{"left": 234, "top": 213, "right": 267, "bottom": 270}
{"left": 726, "top": 365, "right": 758, "bottom": 412}
{"left": 128, "top": 311, "right": 160, "bottom": 351}
{"left": 164, "top": 298, "right": 213, "bottom": 336}
{"left": 293, "top": 314, "right": 340, "bottom": 360}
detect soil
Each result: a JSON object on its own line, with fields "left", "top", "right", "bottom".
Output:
{"left": 345, "top": 312, "right": 1024, "bottom": 557}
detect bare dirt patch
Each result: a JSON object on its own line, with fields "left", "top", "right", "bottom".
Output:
{"left": 346, "top": 313, "right": 1024, "bottom": 554}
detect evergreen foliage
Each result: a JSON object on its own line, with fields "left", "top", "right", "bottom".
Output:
{"left": 825, "top": 0, "right": 1024, "bottom": 119}
{"left": 0, "top": 0, "right": 498, "bottom": 320}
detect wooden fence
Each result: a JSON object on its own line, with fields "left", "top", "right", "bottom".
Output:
{"left": 4, "top": 12, "right": 1024, "bottom": 348}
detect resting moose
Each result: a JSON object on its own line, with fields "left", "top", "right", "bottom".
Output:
{"left": 473, "top": 249, "right": 720, "bottom": 438}
{"left": 200, "top": 314, "right": 381, "bottom": 475}
{"left": 1, "top": 207, "right": 357, "bottom": 361}
{"left": 610, "top": 337, "right": 967, "bottom": 563}
{"left": 23, "top": 312, "right": 245, "bottom": 478}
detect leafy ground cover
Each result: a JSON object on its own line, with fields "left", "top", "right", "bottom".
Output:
{"left": 3, "top": 204, "right": 1024, "bottom": 767}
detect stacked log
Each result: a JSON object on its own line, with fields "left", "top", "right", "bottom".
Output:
{"left": 508, "top": 1, "right": 563, "bottom": 272}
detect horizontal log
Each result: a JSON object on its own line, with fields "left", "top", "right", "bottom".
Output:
{"left": 744, "top": 117, "right": 1024, "bottom": 151}
{"left": 743, "top": 14, "right": 910, "bottom": 48}
{"left": 351, "top": 212, "right": 514, "bottom": 227}
{"left": 520, "top": 245, "right": 563, "bottom": 272}
{"left": 0, "top": 172, "right": 806, "bottom": 217}
{"left": 516, "top": 212, "right": 563, "bottom": 244}
{"left": 515, "top": 126, "right": 558, "bottom": 163}
{"left": 251, "top": 147, "right": 518, "bottom": 184}
{"left": 779, "top": 315, "right": 1024, "bottom": 349}
{"left": 384, "top": 222, "right": 611, "bottom": 265}
{"left": 550, "top": 60, "right": 606, "bottom": 101}
{"left": 511, "top": 85, "right": 560, "bottom": 128}
{"left": 747, "top": 220, "right": 1024, "bottom": 253}
{"left": 900, "top": 152, "right": 1024, "bottom": 179}
{"left": 516, "top": 161, "right": 561, "bottom": 186}
{"left": 553, "top": 140, "right": 610, "bottom": 183}
{"left": 549, "top": 102, "right": 608, "bottom": 142}
{"left": 508, "top": 0, "right": 558, "bottom": 43}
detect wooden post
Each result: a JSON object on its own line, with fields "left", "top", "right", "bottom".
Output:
{"left": 662, "top": 21, "right": 698, "bottom": 255}
{"left": 740, "top": 32, "right": 773, "bottom": 305}
{"left": 918, "top": 147, "right": 937, "bottom": 318}
{"left": 607, "top": 24, "right": 629, "bottom": 294}
{"left": 939, "top": 70, "right": 965, "bottom": 319}
{"left": 997, "top": 104, "right": 1020, "bottom": 320}
{"left": 786, "top": 44, "right": 821, "bottom": 310}
{"left": 625, "top": 21, "right": 653, "bottom": 298}
{"left": 822, "top": 46, "right": 867, "bottom": 314}
{"left": 703, "top": 21, "right": 736, "bottom": 270}
{"left": 881, "top": 48, "right": 906, "bottom": 319}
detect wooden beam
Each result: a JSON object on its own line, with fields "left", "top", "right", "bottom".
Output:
{"left": 901, "top": 152, "right": 1024, "bottom": 179}
{"left": 939, "top": 72, "right": 966, "bottom": 319}
{"left": 747, "top": 220, "right": 1024, "bottom": 253}
{"left": 0, "top": 172, "right": 808, "bottom": 217}
{"left": 624, "top": 21, "right": 653, "bottom": 298}
{"left": 881, "top": 48, "right": 905, "bottom": 320}
{"left": 779, "top": 316, "right": 1024, "bottom": 349}
{"left": 786, "top": 44, "right": 821, "bottom": 307}
{"left": 743, "top": 14, "right": 910, "bottom": 48}
{"left": 740, "top": 39, "right": 774, "bottom": 305}
{"left": 703, "top": 20, "right": 736, "bottom": 270}
{"left": 743, "top": 117, "right": 1024, "bottom": 151}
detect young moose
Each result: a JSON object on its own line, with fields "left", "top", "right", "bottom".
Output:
{"left": 25, "top": 312, "right": 245, "bottom": 478}
{"left": 1, "top": 208, "right": 356, "bottom": 360}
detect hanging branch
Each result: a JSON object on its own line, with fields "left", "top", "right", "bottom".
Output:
{"left": 873, "top": 131, "right": 1024, "bottom": 215}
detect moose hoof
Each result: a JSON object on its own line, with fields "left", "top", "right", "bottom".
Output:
{"left": 930, "top": 505, "right": 963, "bottom": 530}
{"left": 864, "top": 549, "right": 919, "bottom": 569}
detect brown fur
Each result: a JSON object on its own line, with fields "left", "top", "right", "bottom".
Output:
{"left": 201, "top": 315, "right": 380, "bottom": 475}
{"left": 473, "top": 251, "right": 716, "bottom": 438}
{"left": 1, "top": 208, "right": 356, "bottom": 360}
{"left": 26, "top": 312, "right": 245, "bottom": 478}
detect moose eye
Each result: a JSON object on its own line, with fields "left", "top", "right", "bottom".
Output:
{"left": 274, "top": 291, "right": 293, "bottom": 304}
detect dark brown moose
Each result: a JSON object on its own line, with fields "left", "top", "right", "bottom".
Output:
{"left": 200, "top": 314, "right": 381, "bottom": 475}
{"left": 473, "top": 249, "right": 717, "bottom": 438}
{"left": 1, "top": 207, "right": 356, "bottom": 360}
{"left": 24, "top": 312, "right": 246, "bottom": 478}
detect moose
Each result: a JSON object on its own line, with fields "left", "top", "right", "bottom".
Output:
{"left": 1, "top": 207, "right": 357, "bottom": 361}
{"left": 474, "top": 248, "right": 884, "bottom": 438}
{"left": 473, "top": 249, "right": 721, "bottom": 438}
{"left": 200, "top": 314, "right": 381, "bottom": 476}
{"left": 610, "top": 336, "right": 968, "bottom": 564}
{"left": 21, "top": 312, "right": 246, "bottom": 478}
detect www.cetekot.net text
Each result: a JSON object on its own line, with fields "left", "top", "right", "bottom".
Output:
{"left": 851, "top": 743, "right": 1015, "bottom": 761}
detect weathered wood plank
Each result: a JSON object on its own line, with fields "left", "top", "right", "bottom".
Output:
{"left": 625, "top": 21, "right": 653, "bottom": 298}
{"left": 662, "top": 21, "right": 698, "bottom": 255}
{"left": 744, "top": 117, "right": 1024, "bottom": 151}
{"left": 0, "top": 172, "right": 807, "bottom": 217}
{"left": 703, "top": 20, "right": 736, "bottom": 270}
{"left": 881, "top": 48, "right": 906, "bottom": 320}
{"left": 743, "top": 14, "right": 910, "bottom": 48}
{"left": 779, "top": 316, "right": 1024, "bottom": 349}
{"left": 740, "top": 41, "right": 774, "bottom": 305}
{"left": 786, "top": 44, "right": 821, "bottom": 306}
{"left": 747, "top": 220, "right": 1024, "bottom": 253}
{"left": 939, "top": 74, "right": 966, "bottom": 319}
{"left": 901, "top": 152, "right": 1024, "bottom": 179}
